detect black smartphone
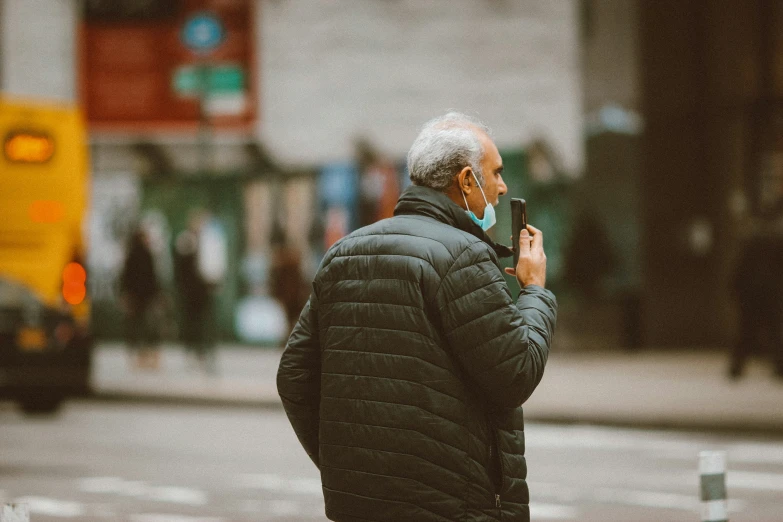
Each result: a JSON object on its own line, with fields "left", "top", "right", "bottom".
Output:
{"left": 511, "top": 198, "right": 527, "bottom": 267}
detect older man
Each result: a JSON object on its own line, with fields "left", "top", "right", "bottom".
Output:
{"left": 277, "top": 112, "right": 557, "bottom": 521}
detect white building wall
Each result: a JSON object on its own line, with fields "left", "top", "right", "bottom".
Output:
{"left": 0, "top": 0, "right": 79, "bottom": 101}
{"left": 258, "top": 0, "right": 584, "bottom": 174}
{"left": 582, "top": 0, "right": 640, "bottom": 113}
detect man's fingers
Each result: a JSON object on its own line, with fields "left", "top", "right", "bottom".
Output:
{"left": 504, "top": 267, "right": 516, "bottom": 276}
{"left": 527, "top": 224, "right": 543, "bottom": 251}
{"left": 519, "top": 228, "right": 531, "bottom": 253}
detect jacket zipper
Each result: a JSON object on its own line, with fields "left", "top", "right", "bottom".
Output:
{"left": 488, "top": 425, "right": 504, "bottom": 510}
{"left": 489, "top": 440, "right": 501, "bottom": 508}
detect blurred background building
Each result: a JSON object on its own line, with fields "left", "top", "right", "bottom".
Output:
{"left": 1, "top": 0, "right": 781, "bottom": 350}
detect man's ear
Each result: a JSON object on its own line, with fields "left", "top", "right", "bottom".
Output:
{"left": 457, "top": 166, "right": 473, "bottom": 195}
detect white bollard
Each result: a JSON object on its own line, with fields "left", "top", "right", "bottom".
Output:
{"left": 699, "top": 450, "right": 728, "bottom": 522}
{"left": 0, "top": 504, "right": 29, "bottom": 522}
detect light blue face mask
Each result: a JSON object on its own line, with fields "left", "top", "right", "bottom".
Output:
{"left": 461, "top": 171, "right": 496, "bottom": 231}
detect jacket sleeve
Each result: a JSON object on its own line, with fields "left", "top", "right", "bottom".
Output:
{"left": 276, "top": 293, "right": 321, "bottom": 468}
{"left": 436, "top": 242, "right": 557, "bottom": 409}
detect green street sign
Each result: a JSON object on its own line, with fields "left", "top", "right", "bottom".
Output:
{"left": 172, "top": 64, "right": 245, "bottom": 97}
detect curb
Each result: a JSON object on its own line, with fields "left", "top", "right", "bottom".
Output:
{"left": 83, "top": 391, "right": 284, "bottom": 410}
{"left": 82, "top": 391, "right": 783, "bottom": 436}
{"left": 522, "top": 412, "right": 783, "bottom": 437}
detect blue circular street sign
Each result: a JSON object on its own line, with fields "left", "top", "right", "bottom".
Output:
{"left": 182, "top": 12, "right": 225, "bottom": 54}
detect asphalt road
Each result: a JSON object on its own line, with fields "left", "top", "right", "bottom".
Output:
{"left": 1, "top": 401, "right": 782, "bottom": 521}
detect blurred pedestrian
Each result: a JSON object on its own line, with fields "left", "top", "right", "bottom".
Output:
{"left": 277, "top": 112, "right": 557, "bottom": 521}
{"left": 563, "top": 210, "right": 616, "bottom": 299}
{"left": 356, "top": 139, "right": 401, "bottom": 226}
{"left": 268, "top": 225, "right": 308, "bottom": 335}
{"left": 173, "top": 217, "right": 217, "bottom": 373}
{"left": 119, "top": 227, "right": 161, "bottom": 369}
{"left": 729, "top": 217, "right": 783, "bottom": 379}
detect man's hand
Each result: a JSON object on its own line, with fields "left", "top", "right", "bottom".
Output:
{"left": 504, "top": 224, "right": 547, "bottom": 288}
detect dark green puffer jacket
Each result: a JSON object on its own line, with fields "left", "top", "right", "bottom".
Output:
{"left": 277, "top": 185, "right": 557, "bottom": 522}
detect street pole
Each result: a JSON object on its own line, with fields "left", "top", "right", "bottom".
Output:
{"left": 182, "top": 11, "right": 224, "bottom": 179}
{"left": 699, "top": 450, "right": 728, "bottom": 522}
{"left": 198, "top": 61, "right": 211, "bottom": 177}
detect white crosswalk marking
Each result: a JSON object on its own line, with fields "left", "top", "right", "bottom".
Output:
{"left": 237, "top": 473, "right": 322, "bottom": 495}
{"left": 237, "top": 473, "right": 285, "bottom": 490}
{"left": 77, "top": 477, "right": 147, "bottom": 497}
{"left": 237, "top": 475, "right": 578, "bottom": 518}
{"left": 529, "top": 502, "right": 578, "bottom": 519}
{"left": 12, "top": 497, "right": 84, "bottom": 518}
{"left": 527, "top": 425, "right": 706, "bottom": 454}
{"left": 287, "top": 478, "right": 322, "bottom": 495}
{"left": 87, "top": 504, "right": 117, "bottom": 519}
{"left": 595, "top": 488, "right": 697, "bottom": 510}
{"left": 128, "top": 515, "right": 226, "bottom": 522}
{"left": 727, "top": 443, "right": 783, "bottom": 465}
{"left": 524, "top": 424, "right": 783, "bottom": 518}
{"left": 77, "top": 477, "right": 208, "bottom": 505}
{"left": 233, "top": 471, "right": 764, "bottom": 518}
{"left": 268, "top": 500, "right": 302, "bottom": 516}
{"left": 77, "top": 477, "right": 129, "bottom": 494}
{"left": 530, "top": 481, "right": 747, "bottom": 514}
{"left": 529, "top": 482, "right": 582, "bottom": 503}
{"left": 593, "top": 487, "right": 746, "bottom": 513}
{"left": 9, "top": 419, "right": 781, "bottom": 522}
{"left": 146, "top": 487, "right": 207, "bottom": 506}
{"left": 728, "top": 471, "right": 783, "bottom": 491}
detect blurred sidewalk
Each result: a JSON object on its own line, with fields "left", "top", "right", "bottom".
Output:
{"left": 92, "top": 343, "right": 783, "bottom": 433}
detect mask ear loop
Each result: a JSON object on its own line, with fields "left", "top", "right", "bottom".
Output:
{"left": 475, "top": 177, "right": 489, "bottom": 206}
{"left": 462, "top": 169, "right": 489, "bottom": 211}
{"left": 461, "top": 185, "right": 472, "bottom": 212}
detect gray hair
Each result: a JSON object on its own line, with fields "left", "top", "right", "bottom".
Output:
{"left": 407, "top": 112, "right": 491, "bottom": 191}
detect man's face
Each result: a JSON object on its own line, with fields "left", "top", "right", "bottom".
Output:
{"left": 467, "top": 132, "right": 507, "bottom": 218}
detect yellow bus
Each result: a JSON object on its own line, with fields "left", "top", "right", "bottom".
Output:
{"left": 0, "top": 96, "right": 92, "bottom": 414}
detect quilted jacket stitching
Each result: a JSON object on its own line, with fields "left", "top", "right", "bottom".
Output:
{"left": 321, "top": 441, "right": 468, "bottom": 486}
{"left": 321, "top": 487, "right": 457, "bottom": 522}
{"left": 321, "top": 371, "right": 464, "bottom": 403}
{"left": 321, "top": 464, "right": 467, "bottom": 517}
{"left": 322, "top": 349, "right": 452, "bottom": 373}
{"left": 320, "top": 395, "right": 472, "bottom": 430}
{"left": 319, "top": 418, "right": 482, "bottom": 461}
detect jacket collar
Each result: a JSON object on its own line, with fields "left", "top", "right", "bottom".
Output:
{"left": 393, "top": 184, "right": 513, "bottom": 259}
